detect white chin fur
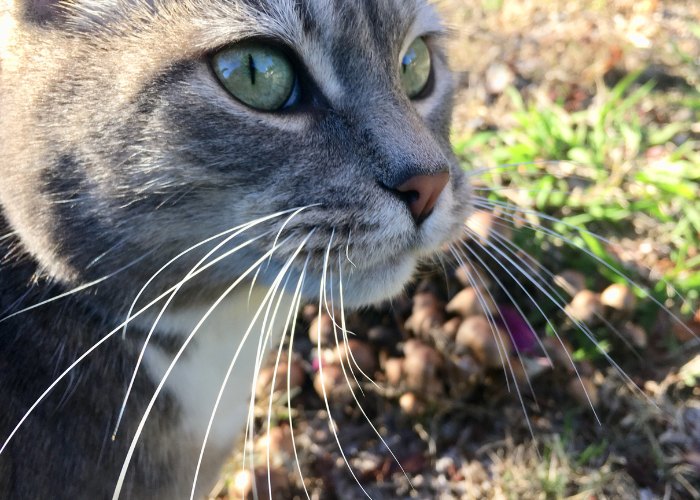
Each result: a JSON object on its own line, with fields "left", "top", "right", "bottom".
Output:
{"left": 309, "top": 254, "right": 418, "bottom": 309}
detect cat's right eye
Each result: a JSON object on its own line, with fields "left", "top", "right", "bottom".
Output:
{"left": 212, "top": 42, "right": 298, "bottom": 111}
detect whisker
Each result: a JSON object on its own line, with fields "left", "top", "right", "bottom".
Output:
{"left": 448, "top": 245, "right": 512, "bottom": 391}
{"left": 286, "top": 255, "right": 312, "bottom": 500}
{"left": 113, "top": 231, "right": 272, "bottom": 439}
{"left": 242, "top": 263, "right": 297, "bottom": 499}
{"left": 1, "top": 214, "right": 307, "bottom": 459}
{"left": 189, "top": 233, "right": 313, "bottom": 499}
{"left": 114, "top": 207, "right": 313, "bottom": 438}
{"left": 335, "top": 251, "right": 414, "bottom": 487}
{"left": 112, "top": 238, "right": 294, "bottom": 500}
{"left": 0, "top": 248, "right": 156, "bottom": 324}
{"left": 483, "top": 224, "right": 643, "bottom": 358}
{"left": 345, "top": 230, "right": 357, "bottom": 269}
{"left": 336, "top": 253, "right": 379, "bottom": 390}
{"left": 461, "top": 225, "right": 658, "bottom": 418}
{"left": 452, "top": 243, "right": 545, "bottom": 406}
{"left": 473, "top": 196, "right": 697, "bottom": 327}
{"left": 122, "top": 206, "right": 312, "bottom": 341}
{"left": 263, "top": 256, "right": 310, "bottom": 500}
{"left": 315, "top": 230, "right": 372, "bottom": 499}
{"left": 1, "top": 267, "right": 225, "bottom": 455}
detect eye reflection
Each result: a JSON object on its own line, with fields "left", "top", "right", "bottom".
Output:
{"left": 212, "top": 42, "right": 297, "bottom": 111}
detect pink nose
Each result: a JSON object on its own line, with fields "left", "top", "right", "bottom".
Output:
{"left": 395, "top": 171, "right": 450, "bottom": 224}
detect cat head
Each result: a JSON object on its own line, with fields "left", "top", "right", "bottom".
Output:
{"left": 0, "top": 0, "right": 470, "bottom": 309}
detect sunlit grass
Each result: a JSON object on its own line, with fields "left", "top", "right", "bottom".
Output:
{"left": 454, "top": 72, "right": 700, "bottom": 321}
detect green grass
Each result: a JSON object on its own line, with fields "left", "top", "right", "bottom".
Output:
{"left": 454, "top": 72, "right": 700, "bottom": 323}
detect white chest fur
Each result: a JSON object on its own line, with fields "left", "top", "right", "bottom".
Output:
{"left": 143, "top": 286, "right": 291, "bottom": 453}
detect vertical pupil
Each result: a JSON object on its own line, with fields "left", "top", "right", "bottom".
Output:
{"left": 247, "top": 54, "right": 256, "bottom": 85}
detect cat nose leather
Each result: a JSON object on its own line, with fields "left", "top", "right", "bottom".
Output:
{"left": 395, "top": 171, "right": 450, "bottom": 224}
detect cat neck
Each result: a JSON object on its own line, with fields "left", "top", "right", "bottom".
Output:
{"left": 142, "top": 286, "right": 292, "bottom": 461}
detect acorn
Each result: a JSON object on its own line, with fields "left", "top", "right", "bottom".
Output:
{"left": 405, "top": 305, "right": 445, "bottom": 336}
{"left": 600, "top": 283, "right": 637, "bottom": 314}
{"left": 412, "top": 291, "right": 444, "bottom": 312}
{"left": 441, "top": 317, "right": 463, "bottom": 341}
{"left": 403, "top": 340, "right": 442, "bottom": 392}
{"left": 230, "top": 470, "right": 253, "bottom": 499}
{"left": 621, "top": 322, "right": 647, "bottom": 348}
{"left": 301, "top": 303, "right": 319, "bottom": 324}
{"left": 452, "top": 353, "right": 483, "bottom": 378}
{"left": 465, "top": 210, "right": 495, "bottom": 242}
{"left": 565, "top": 290, "right": 603, "bottom": 324}
{"left": 672, "top": 319, "right": 700, "bottom": 343}
{"left": 540, "top": 336, "right": 576, "bottom": 372}
{"left": 255, "top": 356, "right": 306, "bottom": 399}
{"left": 255, "top": 425, "right": 295, "bottom": 462}
{"left": 383, "top": 357, "right": 404, "bottom": 386}
{"left": 553, "top": 270, "right": 587, "bottom": 296}
{"left": 309, "top": 313, "right": 335, "bottom": 346}
{"left": 399, "top": 392, "right": 427, "bottom": 416}
{"left": 446, "top": 287, "right": 497, "bottom": 318}
{"left": 456, "top": 316, "right": 509, "bottom": 369}
{"left": 250, "top": 467, "right": 291, "bottom": 500}
{"left": 567, "top": 377, "right": 599, "bottom": 408}
{"left": 330, "top": 339, "right": 377, "bottom": 375}
{"left": 454, "top": 262, "right": 492, "bottom": 290}
{"left": 313, "top": 363, "right": 354, "bottom": 405}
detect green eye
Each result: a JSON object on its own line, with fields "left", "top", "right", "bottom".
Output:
{"left": 212, "top": 42, "right": 296, "bottom": 111}
{"left": 400, "top": 37, "right": 432, "bottom": 99}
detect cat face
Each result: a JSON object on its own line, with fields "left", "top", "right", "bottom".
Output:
{"left": 0, "top": 0, "right": 470, "bottom": 308}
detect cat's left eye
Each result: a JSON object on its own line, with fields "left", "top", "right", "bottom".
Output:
{"left": 212, "top": 41, "right": 299, "bottom": 111}
{"left": 400, "top": 37, "right": 432, "bottom": 99}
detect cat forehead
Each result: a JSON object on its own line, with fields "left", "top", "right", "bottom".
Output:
{"left": 195, "top": 0, "right": 443, "bottom": 47}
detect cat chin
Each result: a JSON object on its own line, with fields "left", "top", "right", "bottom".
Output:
{"left": 298, "top": 254, "right": 418, "bottom": 310}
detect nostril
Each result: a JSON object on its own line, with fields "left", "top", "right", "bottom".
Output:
{"left": 394, "top": 171, "right": 450, "bottom": 224}
{"left": 396, "top": 189, "right": 420, "bottom": 207}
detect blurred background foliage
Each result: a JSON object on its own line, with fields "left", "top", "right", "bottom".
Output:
{"left": 441, "top": 0, "right": 699, "bottom": 315}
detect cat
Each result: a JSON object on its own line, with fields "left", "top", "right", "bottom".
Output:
{"left": 0, "top": 0, "right": 471, "bottom": 498}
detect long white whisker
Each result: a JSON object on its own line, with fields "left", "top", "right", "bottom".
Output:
{"left": 2, "top": 280, "right": 194, "bottom": 455}
{"left": 473, "top": 196, "right": 697, "bottom": 329}
{"left": 242, "top": 267, "right": 292, "bottom": 500}
{"left": 189, "top": 233, "right": 312, "bottom": 499}
{"left": 462, "top": 226, "right": 656, "bottom": 417}
{"left": 0, "top": 214, "right": 308, "bottom": 457}
{"left": 264, "top": 256, "right": 309, "bottom": 500}
{"left": 114, "top": 207, "right": 312, "bottom": 438}
{"left": 448, "top": 246, "right": 512, "bottom": 391}
{"left": 345, "top": 230, "right": 357, "bottom": 269}
{"left": 286, "top": 255, "right": 311, "bottom": 500}
{"left": 112, "top": 241, "right": 292, "bottom": 500}
{"left": 0, "top": 249, "right": 155, "bottom": 323}
{"left": 459, "top": 234, "right": 599, "bottom": 415}
{"left": 451, "top": 243, "right": 544, "bottom": 416}
{"left": 316, "top": 230, "right": 371, "bottom": 499}
{"left": 335, "top": 252, "right": 414, "bottom": 487}
{"left": 336, "top": 253, "right": 378, "bottom": 390}
{"left": 113, "top": 231, "right": 271, "bottom": 439}
{"left": 484, "top": 225, "right": 642, "bottom": 357}
{"left": 120, "top": 207, "right": 307, "bottom": 340}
